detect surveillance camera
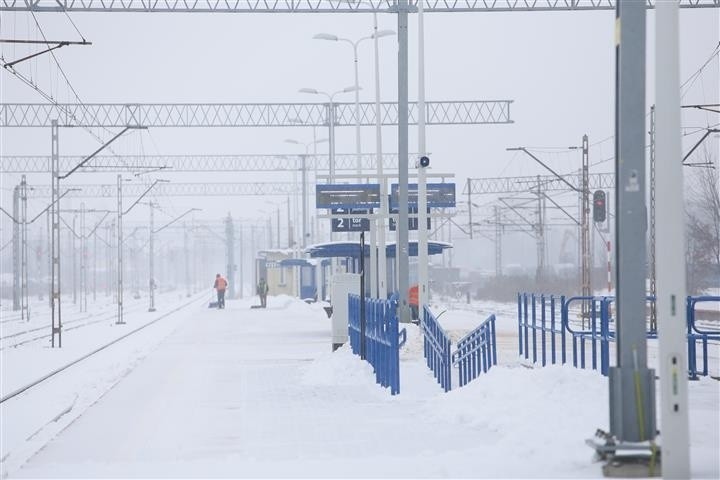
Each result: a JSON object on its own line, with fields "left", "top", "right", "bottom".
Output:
{"left": 419, "top": 156, "right": 430, "bottom": 168}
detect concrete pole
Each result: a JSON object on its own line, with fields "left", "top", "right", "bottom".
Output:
{"left": 20, "top": 176, "right": 29, "bottom": 320}
{"left": 148, "top": 202, "right": 156, "bottom": 312}
{"left": 302, "top": 155, "right": 308, "bottom": 248}
{"left": 417, "top": 0, "right": 429, "bottom": 317}
{"left": 184, "top": 222, "right": 191, "bottom": 297}
{"left": 353, "top": 43, "right": 362, "bottom": 179}
{"left": 72, "top": 214, "right": 77, "bottom": 305}
{"left": 373, "top": 9, "right": 387, "bottom": 300}
{"left": 609, "top": 0, "right": 655, "bottom": 444}
{"left": 238, "top": 226, "right": 244, "bottom": 298}
{"left": 12, "top": 185, "right": 20, "bottom": 311}
{"left": 397, "top": 0, "right": 410, "bottom": 322}
{"left": 655, "top": 1, "right": 690, "bottom": 475}
{"left": 80, "top": 202, "right": 87, "bottom": 312}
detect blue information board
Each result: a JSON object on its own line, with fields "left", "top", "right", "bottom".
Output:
{"left": 316, "top": 184, "right": 381, "bottom": 209}
{"left": 389, "top": 183, "right": 456, "bottom": 209}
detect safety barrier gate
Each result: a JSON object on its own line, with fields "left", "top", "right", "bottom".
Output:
{"left": 348, "top": 293, "right": 407, "bottom": 395}
{"left": 517, "top": 293, "right": 719, "bottom": 378}
{"left": 421, "top": 307, "right": 498, "bottom": 392}
{"left": 452, "top": 315, "right": 498, "bottom": 387}
{"left": 421, "top": 306, "right": 453, "bottom": 392}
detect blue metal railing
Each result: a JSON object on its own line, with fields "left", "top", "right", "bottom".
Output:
{"left": 421, "top": 305, "right": 453, "bottom": 392}
{"left": 452, "top": 314, "right": 498, "bottom": 387}
{"left": 518, "top": 292, "right": 719, "bottom": 378}
{"left": 348, "top": 293, "right": 406, "bottom": 395}
{"left": 687, "top": 296, "right": 720, "bottom": 379}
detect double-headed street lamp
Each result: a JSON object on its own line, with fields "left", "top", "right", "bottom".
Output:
{"left": 313, "top": 29, "right": 395, "bottom": 179}
{"left": 298, "top": 85, "right": 359, "bottom": 181}
{"left": 285, "top": 137, "right": 329, "bottom": 248}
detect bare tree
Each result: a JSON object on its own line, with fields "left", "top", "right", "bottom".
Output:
{"left": 685, "top": 150, "right": 720, "bottom": 294}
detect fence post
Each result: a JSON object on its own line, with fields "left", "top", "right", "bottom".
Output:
{"left": 491, "top": 314, "right": 497, "bottom": 366}
{"left": 531, "top": 293, "right": 537, "bottom": 363}
{"left": 600, "top": 298, "right": 610, "bottom": 376}
{"left": 591, "top": 298, "right": 597, "bottom": 371}
{"left": 550, "top": 295, "right": 556, "bottom": 364}
{"left": 524, "top": 293, "right": 529, "bottom": 360}
{"left": 541, "top": 294, "right": 547, "bottom": 367}
{"left": 560, "top": 295, "right": 567, "bottom": 364}
{"left": 518, "top": 293, "right": 523, "bottom": 357}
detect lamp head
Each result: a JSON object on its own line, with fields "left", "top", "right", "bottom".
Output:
{"left": 373, "top": 30, "right": 396, "bottom": 39}
{"left": 299, "top": 88, "right": 319, "bottom": 95}
{"left": 313, "top": 33, "right": 339, "bottom": 41}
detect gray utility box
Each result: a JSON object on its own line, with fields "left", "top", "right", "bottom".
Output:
{"left": 330, "top": 273, "right": 360, "bottom": 351}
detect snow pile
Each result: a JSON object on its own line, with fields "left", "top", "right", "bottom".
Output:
{"left": 300, "top": 344, "right": 377, "bottom": 388}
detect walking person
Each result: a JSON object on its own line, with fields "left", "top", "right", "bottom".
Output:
{"left": 257, "top": 278, "right": 269, "bottom": 308}
{"left": 214, "top": 273, "right": 228, "bottom": 309}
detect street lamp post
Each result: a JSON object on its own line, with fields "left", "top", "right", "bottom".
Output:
{"left": 286, "top": 137, "right": 328, "bottom": 249}
{"left": 298, "top": 86, "right": 359, "bottom": 181}
{"left": 314, "top": 27, "right": 395, "bottom": 180}
{"left": 313, "top": 28, "right": 395, "bottom": 298}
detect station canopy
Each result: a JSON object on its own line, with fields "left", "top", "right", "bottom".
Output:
{"left": 305, "top": 241, "right": 452, "bottom": 259}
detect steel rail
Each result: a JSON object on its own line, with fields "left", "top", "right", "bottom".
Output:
{"left": 0, "top": 294, "right": 204, "bottom": 404}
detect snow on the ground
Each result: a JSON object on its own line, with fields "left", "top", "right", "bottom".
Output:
{"left": 1, "top": 293, "right": 718, "bottom": 478}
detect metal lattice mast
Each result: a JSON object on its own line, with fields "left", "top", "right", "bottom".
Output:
{"left": 80, "top": 202, "right": 87, "bottom": 313}
{"left": 649, "top": 105, "right": 657, "bottom": 331}
{"left": 225, "top": 214, "right": 235, "bottom": 299}
{"left": 495, "top": 205, "right": 502, "bottom": 277}
{"left": 466, "top": 179, "right": 473, "bottom": 239}
{"left": 50, "top": 120, "right": 62, "bottom": 347}
{"left": 581, "top": 135, "right": 591, "bottom": 319}
{"left": 72, "top": 215, "right": 77, "bottom": 305}
{"left": 20, "top": 175, "right": 29, "bottom": 321}
{"left": 184, "top": 222, "right": 190, "bottom": 297}
{"left": 535, "top": 176, "right": 545, "bottom": 281}
{"left": 117, "top": 175, "right": 125, "bottom": 323}
{"left": 93, "top": 221, "right": 97, "bottom": 302}
{"left": 148, "top": 202, "right": 156, "bottom": 313}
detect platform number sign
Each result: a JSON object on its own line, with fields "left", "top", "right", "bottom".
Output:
{"left": 331, "top": 208, "right": 371, "bottom": 232}
{"left": 389, "top": 205, "right": 431, "bottom": 231}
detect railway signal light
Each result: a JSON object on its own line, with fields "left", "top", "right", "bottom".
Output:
{"left": 593, "top": 190, "right": 606, "bottom": 223}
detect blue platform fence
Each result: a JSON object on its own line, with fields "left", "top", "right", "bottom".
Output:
{"left": 421, "top": 306, "right": 498, "bottom": 392}
{"left": 348, "top": 293, "right": 407, "bottom": 395}
{"left": 517, "top": 293, "right": 719, "bottom": 379}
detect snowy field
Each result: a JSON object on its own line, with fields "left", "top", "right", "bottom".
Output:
{"left": 1, "top": 293, "right": 718, "bottom": 478}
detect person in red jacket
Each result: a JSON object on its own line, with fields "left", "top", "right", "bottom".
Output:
{"left": 409, "top": 284, "right": 419, "bottom": 320}
{"left": 213, "top": 273, "right": 228, "bottom": 309}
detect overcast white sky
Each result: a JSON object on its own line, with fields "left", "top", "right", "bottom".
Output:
{"left": 1, "top": 7, "right": 718, "bottom": 272}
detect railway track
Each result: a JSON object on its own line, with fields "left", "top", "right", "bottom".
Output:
{"left": 0, "top": 294, "right": 205, "bottom": 404}
{"left": 0, "top": 301, "right": 152, "bottom": 350}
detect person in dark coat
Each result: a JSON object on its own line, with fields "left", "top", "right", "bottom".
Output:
{"left": 257, "top": 278, "right": 269, "bottom": 308}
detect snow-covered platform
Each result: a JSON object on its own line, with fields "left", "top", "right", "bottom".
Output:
{"left": 2, "top": 295, "right": 718, "bottom": 478}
